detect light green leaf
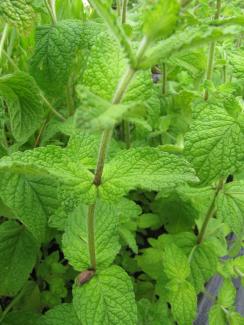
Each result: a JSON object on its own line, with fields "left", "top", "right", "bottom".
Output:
{"left": 142, "top": 0, "right": 180, "bottom": 40}
{"left": 62, "top": 201, "right": 120, "bottom": 271}
{"left": 217, "top": 181, "right": 244, "bottom": 236}
{"left": 100, "top": 147, "right": 198, "bottom": 201}
{"left": 185, "top": 100, "right": 244, "bottom": 185}
{"left": 0, "top": 72, "right": 44, "bottom": 143}
{"left": 81, "top": 33, "right": 125, "bottom": 101}
{"left": 163, "top": 244, "right": 190, "bottom": 281}
{"left": 218, "top": 279, "right": 236, "bottom": 308}
{"left": 0, "top": 221, "right": 38, "bottom": 296}
{"left": 228, "top": 312, "right": 244, "bottom": 325}
{"left": 67, "top": 132, "right": 100, "bottom": 169}
{"left": 73, "top": 265, "right": 137, "bottom": 325}
{"left": 75, "top": 85, "right": 146, "bottom": 130}
{"left": 189, "top": 241, "right": 218, "bottom": 293}
{"left": 166, "top": 280, "right": 197, "bottom": 325}
{"left": 81, "top": 33, "right": 153, "bottom": 102}
{"left": 140, "top": 25, "right": 244, "bottom": 69}
{"left": 0, "top": 0, "right": 34, "bottom": 30}
{"left": 88, "top": 0, "right": 135, "bottom": 66}
{"left": 0, "top": 171, "right": 59, "bottom": 243}
{"left": 209, "top": 305, "right": 226, "bottom": 325}
{"left": 39, "top": 304, "right": 80, "bottom": 325}
{"left": 30, "top": 20, "right": 82, "bottom": 94}
{"left": 137, "top": 247, "right": 164, "bottom": 280}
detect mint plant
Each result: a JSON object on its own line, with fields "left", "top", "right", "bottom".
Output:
{"left": 0, "top": 0, "right": 244, "bottom": 324}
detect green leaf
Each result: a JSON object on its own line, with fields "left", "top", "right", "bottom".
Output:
{"left": 73, "top": 265, "right": 137, "bottom": 325}
{"left": 142, "top": 0, "right": 180, "bottom": 40}
{"left": 189, "top": 241, "right": 218, "bottom": 293}
{"left": 137, "top": 298, "right": 174, "bottom": 325}
{"left": 30, "top": 20, "right": 82, "bottom": 94}
{"left": 137, "top": 247, "right": 164, "bottom": 280}
{"left": 39, "top": 304, "right": 80, "bottom": 325}
{"left": 140, "top": 25, "right": 244, "bottom": 69}
{"left": 100, "top": 147, "right": 198, "bottom": 201}
{"left": 163, "top": 244, "right": 190, "bottom": 281}
{"left": 166, "top": 280, "right": 197, "bottom": 325}
{"left": 209, "top": 305, "right": 226, "bottom": 325}
{"left": 152, "top": 192, "right": 198, "bottom": 233}
{"left": 67, "top": 132, "right": 100, "bottom": 169}
{"left": 62, "top": 201, "right": 120, "bottom": 271}
{"left": 185, "top": 100, "right": 244, "bottom": 185}
{"left": 0, "top": 171, "right": 59, "bottom": 243}
{"left": 0, "top": 221, "right": 38, "bottom": 296}
{"left": 81, "top": 33, "right": 125, "bottom": 101}
{"left": 0, "top": 72, "right": 44, "bottom": 143}
{"left": 218, "top": 279, "right": 236, "bottom": 308}
{"left": 0, "top": 0, "right": 34, "bottom": 30}
{"left": 2, "top": 312, "right": 40, "bottom": 325}
{"left": 88, "top": 0, "right": 135, "bottom": 66}
{"left": 217, "top": 181, "right": 244, "bottom": 236}
{"left": 0, "top": 142, "right": 97, "bottom": 240}
{"left": 75, "top": 85, "right": 146, "bottom": 131}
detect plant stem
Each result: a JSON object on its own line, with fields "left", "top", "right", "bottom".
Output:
{"left": 87, "top": 204, "right": 96, "bottom": 270}
{"left": 87, "top": 37, "right": 149, "bottom": 270}
{"left": 0, "top": 24, "right": 8, "bottom": 60}
{"left": 66, "top": 76, "right": 75, "bottom": 116}
{"left": 0, "top": 284, "right": 28, "bottom": 323}
{"left": 40, "top": 92, "right": 66, "bottom": 121}
{"left": 117, "top": 0, "right": 121, "bottom": 16}
{"left": 162, "top": 63, "right": 167, "bottom": 95}
{"left": 2, "top": 49, "right": 18, "bottom": 70}
{"left": 45, "top": 0, "right": 57, "bottom": 24}
{"left": 122, "top": 0, "right": 128, "bottom": 24}
{"left": 197, "top": 179, "right": 224, "bottom": 244}
{"left": 203, "top": 0, "right": 221, "bottom": 101}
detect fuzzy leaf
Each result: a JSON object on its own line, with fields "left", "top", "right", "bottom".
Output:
{"left": 163, "top": 244, "right": 190, "bottom": 281}
{"left": 0, "top": 170, "right": 59, "bottom": 243}
{"left": 142, "top": 0, "right": 180, "bottom": 40}
{"left": 166, "top": 280, "right": 197, "bottom": 325}
{"left": 189, "top": 241, "right": 218, "bottom": 293}
{"left": 100, "top": 147, "right": 198, "bottom": 201}
{"left": 30, "top": 20, "right": 82, "bottom": 94}
{"left": 88, "top": 0, "right": 135, "bottom": 66}
{"left": 62, "top": 201, "right": 120, "bottom": 271}
{"left": 39, "top": 304, "right": 80, "bottom": 325}
{"left": 0, "top": 72, "right": 44, "bottom": 143}
{"left": 185, "top": 100, "right": 244, "bottom": 185}
{"left": 0, "top": 0, "right": 34, "bottom": 30}
{"left": 0, "top": 221, "right": 38, "bottom": 296}
{"left": 217, "top": 181, "right": 244, "bottom": 236}
{"left": 73, "top": 265, "right": 137, "bottom": 325}
{"left": 209, "top": 305, "right": 226, "bottom": 325}
{"left": 140, "top": 25, "right": 244, "bottom": 69}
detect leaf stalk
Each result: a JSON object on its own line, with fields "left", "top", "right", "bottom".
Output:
{"left": 87, "top": 36, "right": 149, "bottom": 270}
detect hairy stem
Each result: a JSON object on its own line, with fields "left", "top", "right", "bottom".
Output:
{"left": 87, "top": 204, "right": 96, "bottom": 270}
{"left": 87, "top": 37, "right": 149, "bottom": 270}
{"left": 45, "top": 0, "right": 57, "bottom": 24}
{"left": 66, "top": 76, "right": 75, "bottom": 116}
{"left": 204, "top": 0, "right": 221, "bottom": 100}
{"left": 197, "top": 179, "right": 224, "bottom": 244}
{"left": 0, "top": 24, "right": 8, "bottom": 60}
{"left": 40, "top": 93, "right": 66, "bottom": 121}
{"left": 162, "top": 63, "right": 167, "bottom": 95}
{"left": 0, "top": 284, "right": 29, "bottom": 322}
{"left": 117, "top": 0, "right": 121, "bottom": 16}
{"left": 121, "top": 0, "right": 130, "bottom": 147}
{"left": 122, "top": 0, "right": 128, "bottom": 24}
